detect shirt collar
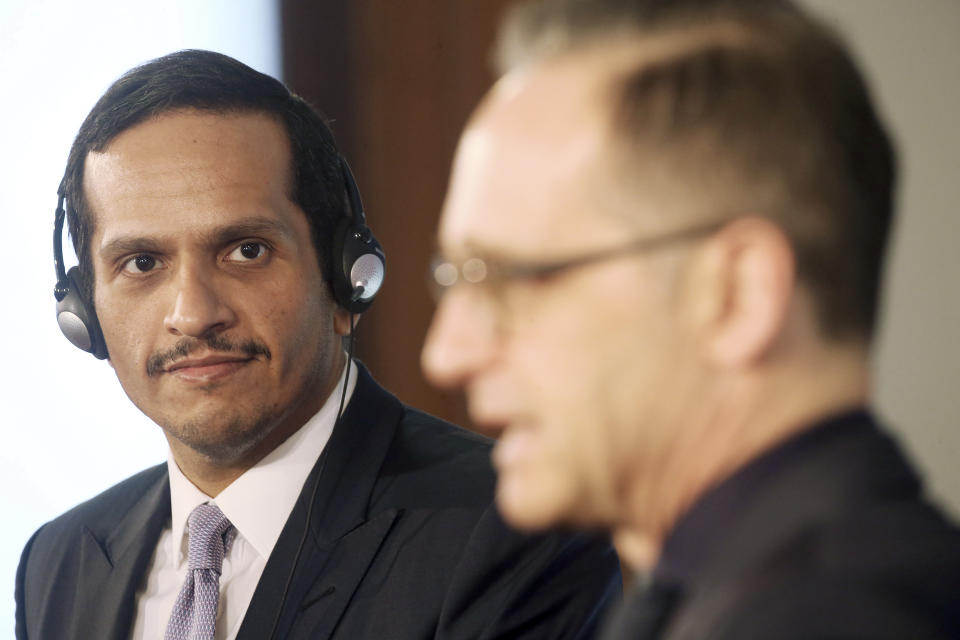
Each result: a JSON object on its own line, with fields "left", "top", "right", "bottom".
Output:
{"left": 167, "top": 359, "right": 357, "bottom": 567}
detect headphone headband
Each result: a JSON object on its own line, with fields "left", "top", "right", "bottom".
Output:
{"left": 53, "top": 193, "right": 69, "bottom": 300}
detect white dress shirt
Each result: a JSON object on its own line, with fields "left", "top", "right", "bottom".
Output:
{"left": 131, "top": 360, "right": 356, "bottom": 640}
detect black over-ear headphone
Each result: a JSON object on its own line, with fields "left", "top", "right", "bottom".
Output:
{"left": 332, "top": 157, "right": 386, "bottom": 314}
{"left": 52, "top": 155, "right": 385, "bottom": 358}
{"left": 53, "top": 188, "right": 109, "bottom": 360}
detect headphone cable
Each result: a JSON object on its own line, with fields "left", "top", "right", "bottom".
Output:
{"left": 267, "top": 312, "right": 357, "bottom": 639}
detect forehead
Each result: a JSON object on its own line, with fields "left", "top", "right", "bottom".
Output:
{"left": 440, "top": 57, "right": 636, "bottom": 258}
{"left": 83, "top": 109, "right": 293, "bottom": 231}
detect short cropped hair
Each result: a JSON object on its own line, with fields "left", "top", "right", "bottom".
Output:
{"left": 60, "top": 49, "right": 346, "bottom": 305}
{"left": 497, "top": 0, "right": 896, "bottom": 340}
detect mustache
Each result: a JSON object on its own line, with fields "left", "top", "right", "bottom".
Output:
{"left": 146, "top": 334, "right": 272, "bottom": 377}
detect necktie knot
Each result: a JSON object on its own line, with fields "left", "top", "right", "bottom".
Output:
{"left": 186, "top": 503, "right": 235, "bottom": 574}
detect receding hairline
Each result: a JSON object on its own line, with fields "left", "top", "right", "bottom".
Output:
{"left": 495, "top": 5, "right": 791, "bottom": 76}
{"left": 479, "top": 18, "right": 780, "bottom": 127}
{"left": 476, "top": 21, "right": 795, "bottom": 221}
{"left": 485, "top": 17, "right": 794, "bottom": 161}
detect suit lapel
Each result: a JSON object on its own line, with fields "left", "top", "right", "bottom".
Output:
{"left": 73, "top": 468, "right": 171, "bottom": 640}
{"left": 237, "top": 364, "right": 405, "bottom": 640}
{"left": 265, "top": 507, "right": 399, "bottom": 640}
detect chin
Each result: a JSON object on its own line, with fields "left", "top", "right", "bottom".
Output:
{"left": 494, "top": 469, "right": 583, "bottom": 531}
{"left": 168, "top": 410, "right": 278, "bottom": 465}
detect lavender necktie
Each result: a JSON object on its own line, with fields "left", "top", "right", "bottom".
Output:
{"left": 165, "top": 503, "right": 236, "bottom": 640}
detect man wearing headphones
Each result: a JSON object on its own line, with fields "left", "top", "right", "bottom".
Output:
{"left": 423, "top": 0, "right": 960, "bottom": 638}
{"left": 16, "top": 50, "right": 620, "bottom": 640}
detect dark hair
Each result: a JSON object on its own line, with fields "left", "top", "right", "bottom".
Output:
{"left": 497, "top": 0, "right": 897, "bottom": 340}
{"left": 61, "top": 49, "right": 346, "bottom": 304}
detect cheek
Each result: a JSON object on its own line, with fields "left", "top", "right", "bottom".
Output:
{"left": 258, "top": 278, "right": 335, "bottom": 361}
{"left": 96, "top": 292, "right": 163, "bottom": 372}
{"left": 513, "top": 290, "right": 674, "bottom": 478}
{"left": 511, "top": 294, "right": 637, "bottom": 422}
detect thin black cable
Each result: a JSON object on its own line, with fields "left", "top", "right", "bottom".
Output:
{"left": 268, "top": 313, "right": 357, "bottom": 639}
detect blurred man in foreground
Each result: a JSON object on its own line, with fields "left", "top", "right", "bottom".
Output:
{"left": 423, "top": 0, "right": 960, "bottom": 637}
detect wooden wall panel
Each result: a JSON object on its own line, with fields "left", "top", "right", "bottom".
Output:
{"left": 282, "top": 1, "right": 513, "bottom": 432}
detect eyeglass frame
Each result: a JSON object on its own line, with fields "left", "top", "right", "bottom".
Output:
{"left": 429, "top": 217, "right": 730, "bottom": 307}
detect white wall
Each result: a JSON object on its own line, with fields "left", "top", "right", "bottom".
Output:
{"left": 798, "top": 0, "right": 960, "bottom": 517}
{"left": 0, "top": 0, "right": 279, "bottom": 629}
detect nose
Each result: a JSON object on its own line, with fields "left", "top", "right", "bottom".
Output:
{"left": 163, "top": 265, "right": 237, "bottom": 338}
{"left": 421, "top": 289, "right": 498, "bottom": 390}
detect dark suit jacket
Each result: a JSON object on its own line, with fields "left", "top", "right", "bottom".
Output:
{"left": 16, "top": 365, "right": 620, "bottom": 639}
{"left": 601, "top": 410, "right": 960, "bottom": 640}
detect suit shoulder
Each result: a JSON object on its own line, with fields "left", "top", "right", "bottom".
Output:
{"left": 21, "top": 464, "right": 168, "bottom": 593}
{"left": 395, "top": 406, "right": 493, "bottom": 461}
{"left": 18, "top": 464, "right": 168, "bottom": 638}
{"left": 398, "top": 406, "right": 493, "bottom": 458}
{"left": 374, "top": 407, "right": 495, "bottom": 508}
{"left": 29, "top": 463, "right": 167, "bottom": 546}
{"left": 704, "top": 570, "right": 960, "bottom": 640}
{"left": 686, "top": 501, "right": 960, "bottom": 639}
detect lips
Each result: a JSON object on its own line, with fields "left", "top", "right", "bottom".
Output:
{"left": 492, "top": 427, "right": 539, "bottom": 471}
{"left": 164, "top": 354, "right": 254, "bottom": 383}
{"left": 471, "top": 405, "right": 538, "bottom": 469}
{"left": 466, "top": 395, "right": 515, "bottom": 429}
{"left": 467, "top": 399, "right": 530, "bottom": 431}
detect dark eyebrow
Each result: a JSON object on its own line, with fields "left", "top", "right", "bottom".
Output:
{"left": 98, "top": 217, "right": 294, "bottom": 261}
{"left": 204, "top": 218, "right": 294, "bottom": 247}
{"left": 98, "top": 235, "right": 167, "bottom": 262}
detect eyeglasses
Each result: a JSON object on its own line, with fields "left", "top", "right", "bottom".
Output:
{"left": 429, "top": 217, "right": 728, "bottom": 306}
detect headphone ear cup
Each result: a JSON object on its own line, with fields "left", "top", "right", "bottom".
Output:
{"left": 331, "top": 217, "right": 386, "bottom": 314}
{"left": 56, "top": 267, "right": 108, "bottom": 360}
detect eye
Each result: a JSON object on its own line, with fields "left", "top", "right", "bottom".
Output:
{"left": 121, "top": 254, "right": 158, "bottom": 274}
{"left": 227, "top": 241, "right": 268, "bottom": 262}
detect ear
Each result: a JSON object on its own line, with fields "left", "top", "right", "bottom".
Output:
{"left": 684, "top": 217, "right": 795, "bottom": 367}
{"left": 333, "top": 308, "right": 357, "bottom": 336}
